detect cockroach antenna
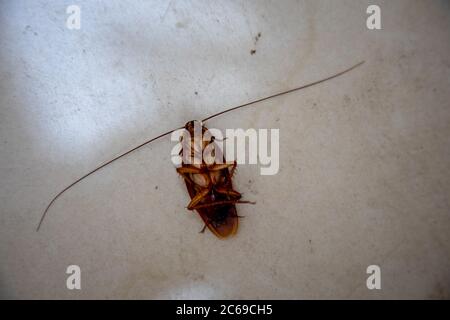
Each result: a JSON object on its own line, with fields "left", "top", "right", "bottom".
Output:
{"left": 36, "top": 60, "right": 365, "bottom": 231}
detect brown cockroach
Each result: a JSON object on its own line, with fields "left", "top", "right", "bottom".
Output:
{"left": 36, "top": 61, "right": 364, "bottom": 238}
{"left": 175, "top": 120, "right": 255, "bottom": 238}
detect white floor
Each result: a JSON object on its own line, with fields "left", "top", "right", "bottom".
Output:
{"left": 0, "top": 0, "right": 449, "bottom": 299}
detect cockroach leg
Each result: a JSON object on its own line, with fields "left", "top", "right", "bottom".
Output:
{"left": 229, "top": 161, "right": 237, "bottom": 178}
{"left": 214, "top": 186, "right": 242, "bottom": 199}
{"left": 207, "top": 162, "right": 235, "bottom": 171}
{"left": 186, "top": 187, "right": 211, "bottom": 210}
{"left": 192, "top": 200, "right": 255, "bottom": 210}
{"left": 211, "top": 136, "right": 227, "bottom": 142}
{"left": 199, "top": 224, "right": 207, "bottom": 233}
{"left": 176, "top": 166, "right": 202, "bottom": 174}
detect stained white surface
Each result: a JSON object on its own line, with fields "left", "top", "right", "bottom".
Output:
{"left": 0, "top": 0, "right": 449, "bottom": 299}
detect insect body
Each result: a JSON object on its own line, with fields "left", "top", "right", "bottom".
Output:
{"left": 176, "top": 120, "right": 254, "bottom": 238}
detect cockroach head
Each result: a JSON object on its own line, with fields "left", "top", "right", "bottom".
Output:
{"left": 184, "top": 120, "right": 202, "bottom": 131}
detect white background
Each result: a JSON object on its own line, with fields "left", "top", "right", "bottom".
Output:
{"left": 0, "top": 0, "right": 449, "bottom": 298}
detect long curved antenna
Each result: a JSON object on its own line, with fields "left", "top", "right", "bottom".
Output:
{"left": 36, "top": 128, "right": 180, "bottom": 231}
{"left": 37, "top": 60, "right": 364, "bottom": 231}
{"left": 202, "top": 60, "right": 365, "bottom": 122}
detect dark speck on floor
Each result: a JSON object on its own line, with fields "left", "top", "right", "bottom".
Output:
{"left": 254, "top": 32, "right": 262, "bottom": 43}
{"left": 250, "top": 32, "right": 261, "bottom": 55}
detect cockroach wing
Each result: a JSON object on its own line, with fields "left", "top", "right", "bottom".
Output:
{"left": 184, "top": 167, "right": 238, "bottom": 239}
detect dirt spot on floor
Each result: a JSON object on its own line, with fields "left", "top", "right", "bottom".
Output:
{"left": 250, "top": 32, "right": 262, "bottom": 55}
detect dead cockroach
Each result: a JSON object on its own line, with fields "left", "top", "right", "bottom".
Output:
{"left": 175, "top": 120, "right": 255, "bottom": 237}
{"left": 36, "top": 61, "right": 364, "bottom": 238}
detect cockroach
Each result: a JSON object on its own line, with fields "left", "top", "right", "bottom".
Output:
{"left": 175, "top": 120, "right": 255, "bottom": 238}
{"left": 36, "top": 61, "right": 364, "bottom": 238}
